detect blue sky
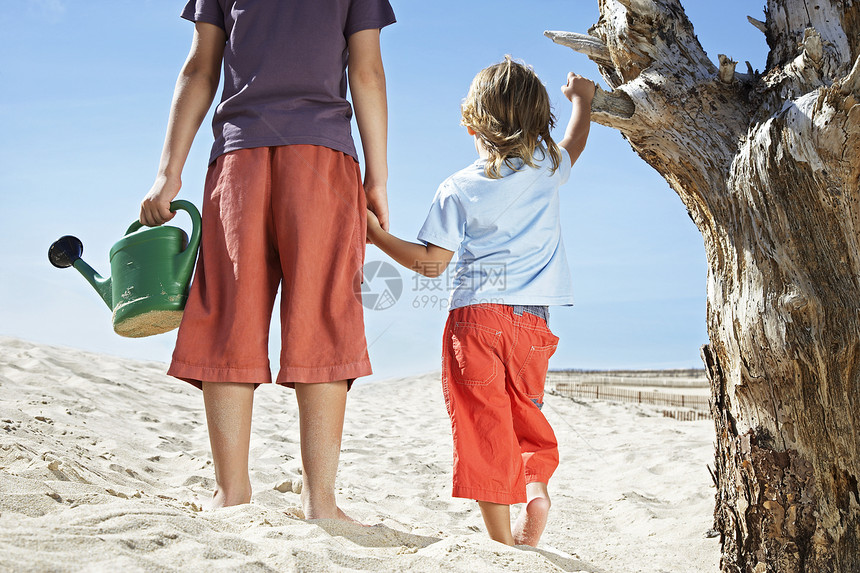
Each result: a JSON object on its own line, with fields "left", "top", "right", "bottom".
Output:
{"left": 1, "top": 1, "right": 769, "bottom": 380}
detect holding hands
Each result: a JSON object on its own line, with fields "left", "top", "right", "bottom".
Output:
{"left": 366, "top": 208, "right": 383, "bottom": 243}
{"left": 364, "top": 183, "right": 389, "bottom": 236}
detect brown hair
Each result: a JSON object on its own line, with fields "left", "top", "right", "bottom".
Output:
{"left": 461, "top": 56, "right": 562, "bottom": 179}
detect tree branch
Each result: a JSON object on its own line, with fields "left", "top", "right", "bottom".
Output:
{"left": 592, "top": 86, "right": 635, "bottom": 120}
{"left": 719, "top": 55, "right": 738, "bottom": 84}
{"left": 801, "top": 27, "right": 824, "bottom": 65}
{"left": 543, "top": 31, "right": 634, "bottom": 121}
{"left": 840, "top": 55, "right": 860, "bottom": 95}
{"left": 748, "top": 16, "right": 767, "bottom": 35}
{"left": 765, "top": 1, "right": 854, "bottom": 75}
{"left": 544, "top": 30, "right": 612, "bottom": 66}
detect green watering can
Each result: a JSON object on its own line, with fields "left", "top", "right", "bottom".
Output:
{"left": 48, "top": 200, "right": 202, "bottom": 338}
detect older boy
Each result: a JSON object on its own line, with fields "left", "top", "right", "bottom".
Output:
{"left": 140, "top": 1, "right": 395, "bottom": 520}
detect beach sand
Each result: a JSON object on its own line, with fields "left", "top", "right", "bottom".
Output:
{"left": 0, "top": 336, "right": 719, "bottom": 572}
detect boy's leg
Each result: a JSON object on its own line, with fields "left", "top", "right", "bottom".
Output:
{"left": 478, "top": 501, "right": 515, "bottom": 545}
{"left": 442, "top": 307, "right": 525, "bottom": 506}
{"left": 169, "top": 148, "right": 284, "bottom": 388}
{"left": 507, "top": 312, "right": 560, "bottom": 546}
{"left": 271, "top": 145, "right": 372, "bottom": 386}
{"left": 513, "top": 481, "right": 551, "bottom": 546}
{"left": 510, "top": 403, "right": 557, "bottom": 546}
{"left": 294, "top": 379, "right": 351, "bottom": 520}
{"left": 202, "top": 381, "right": 255, "bottom": 508}
{"left": 266, "top": 146, "right": 369, "bottom": 521}
{"left": 442, "top": 305, "right": 531, "bottom": 545}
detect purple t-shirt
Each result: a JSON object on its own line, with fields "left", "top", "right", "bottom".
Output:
{"left": 181, "top": 0, "right": 396, "bottom": 164}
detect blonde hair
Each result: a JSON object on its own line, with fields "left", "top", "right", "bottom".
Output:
{"left": 461, "top": 56, "right": 562, "bottom": 179}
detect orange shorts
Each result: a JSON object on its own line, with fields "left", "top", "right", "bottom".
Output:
{"left": 442, "top": 304, "right": 560, "bottom": 505}
{"left": 168, "top": 145, "right": 372, "bottom": 388}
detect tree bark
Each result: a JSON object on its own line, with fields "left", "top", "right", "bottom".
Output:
{"left": 549, "top": 1, "right": 860, "bottom": 571}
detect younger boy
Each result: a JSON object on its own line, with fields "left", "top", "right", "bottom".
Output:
{"left": 366, "top": 57, "right": 594, "bottom": 546}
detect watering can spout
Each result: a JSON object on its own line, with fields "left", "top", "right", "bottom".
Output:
{"left": 49, "top": 235, "right": 113, "bottom": 309}
{"left": 74, "top": 259, "right": 114, "bottom": 309}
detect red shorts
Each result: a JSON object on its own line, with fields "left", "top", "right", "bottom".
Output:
{"left": 168, "top": 145, "right": 372, "bottom": 388}
{"left": 442, "top": 304, "right": 560, "bottom": 505}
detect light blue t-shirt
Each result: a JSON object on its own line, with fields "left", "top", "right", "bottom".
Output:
{"left": 417, "top": 148, "right": 575, "bottom": 310}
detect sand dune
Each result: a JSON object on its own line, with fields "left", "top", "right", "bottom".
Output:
{"left": 0, "top": 336, "right": 719, "bottom": 572}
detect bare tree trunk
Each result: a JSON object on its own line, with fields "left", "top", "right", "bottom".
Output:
{"left": 548, "top": 1, "right": 860, "bottom": 571}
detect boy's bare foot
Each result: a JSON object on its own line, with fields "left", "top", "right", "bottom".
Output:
{"left": 336, "top": 507, "right": 365, "bottom": 525}
{"left": 206, "top": 484, "right": 252, "bottom": 509}
{"left": 300, "top": 504, "right": 364, "bottom": 524}
{"left": 513, "top": 482, "right": 551, "bottom": 547}
{"left": 301, "top": 489, "right": 363, "bottom": 523}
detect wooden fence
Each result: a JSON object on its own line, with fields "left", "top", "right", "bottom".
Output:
{"left": 549, "top": 382, "right": 712, "bottom": 421}
{"left": 659, "top": 409, "right": 712, "bottom": 422}
{"left": 546, "top": 369, "right": 708, "bottom": 388}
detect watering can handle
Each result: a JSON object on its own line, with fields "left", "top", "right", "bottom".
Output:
{"left": 124, "top": 201, "right": 199, "bottom": 237}
{"left": 124, "top": 201, "right": 202, "bottom": 283}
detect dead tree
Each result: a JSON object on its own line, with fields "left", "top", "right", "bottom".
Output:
{"left": 547, "top": 1, "right": 860, "bottom": 571}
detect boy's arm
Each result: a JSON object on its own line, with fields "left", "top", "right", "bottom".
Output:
{"left": 348, "top": 29, "right": 391, "bottom": 231}
{"left": 366, "top": 211, "right": 454, "bottom": 278}
{"left": 558, "top": 73, "right": 596, "bottom": 167}
{"left": 140, "top": 22, "right": 225, "bottom": 227}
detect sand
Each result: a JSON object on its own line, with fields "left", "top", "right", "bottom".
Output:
{"left": 112, "top": 309, "right": 184, "bottom": 339}
{"left": 0, "top": 336, "right": 720, "bottom": 572}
